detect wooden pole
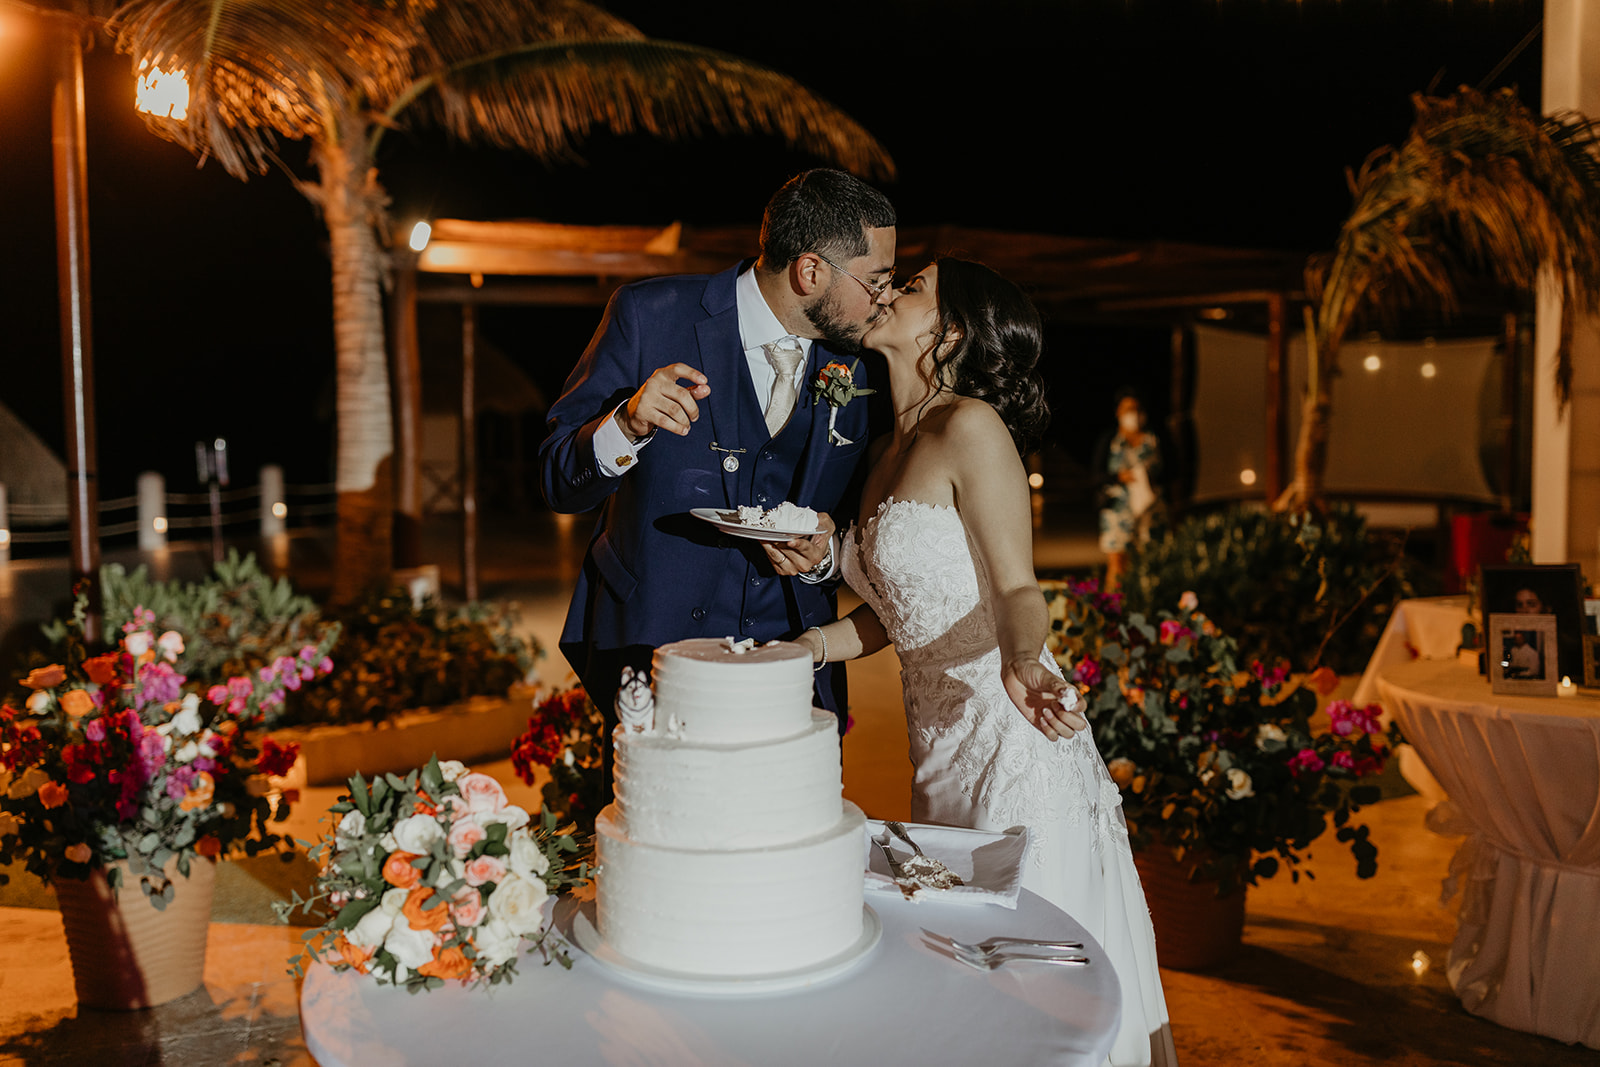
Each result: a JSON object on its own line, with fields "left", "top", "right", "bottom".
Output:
{"left": 1501, "top": 311, "right": 1520, "bottom": 512}
{"left": 1264, "top": 293, "right": 1288, "bottom": 502}
{"left": 391, "top": 254, "right": 423, "bottom": 568}
{"left": 51, "top": 15, "right": 100, "bottom": 637}
{"left": 461, "top": 304, "right": 479, "bottom": 602}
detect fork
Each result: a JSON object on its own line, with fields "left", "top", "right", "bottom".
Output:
{"left": 921, "top": 929, "right": 1085, "bottom": 956}
{"left": 952, "top": 950, "right": 1091, "bottom": 971}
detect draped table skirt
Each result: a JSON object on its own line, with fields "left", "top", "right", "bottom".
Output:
{"left": 1376, "top": 658, "right": 1600, "bottom": 1049}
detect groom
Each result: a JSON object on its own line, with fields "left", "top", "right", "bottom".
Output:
{"left": 539, "top": 169, "right": 897, "bottom": 789}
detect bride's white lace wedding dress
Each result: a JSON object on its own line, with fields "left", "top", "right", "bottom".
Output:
{"left": 843, "top": 498, "right": 1177, "bottom": 1067}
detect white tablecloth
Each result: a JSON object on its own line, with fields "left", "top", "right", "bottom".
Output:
{"left": 301, "top": 888, "right": 1122, "bottom": 1067}
{"left": 1376, "top": 658, "right": 1600, "bottom": 1050}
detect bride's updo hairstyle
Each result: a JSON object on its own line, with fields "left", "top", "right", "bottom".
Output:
{"left": 925, "top": 257, "right": 1050, "bottom": 453}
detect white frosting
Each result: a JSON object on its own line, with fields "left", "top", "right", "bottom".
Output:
{"left": 613, "top": 711, "right": 843, "bottom": 848}
{"left": 596, "top": 804, "right": 867, "bottom": 976}
{"left": 651, "top": 639, "right": 814, "bottom": 744}
{"left": 737, "top": 502, "right": 819, "bottom": 532}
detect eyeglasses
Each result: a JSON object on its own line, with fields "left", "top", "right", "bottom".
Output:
{"left": 813, "top": 250, "right": 896, "bottom": 299}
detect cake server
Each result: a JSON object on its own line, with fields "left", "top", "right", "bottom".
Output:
{"left": 885, "top": 821, "right": 964, "bottom": 887}
{"left": 870, "top": 829, "right": 908, "bottom": 880}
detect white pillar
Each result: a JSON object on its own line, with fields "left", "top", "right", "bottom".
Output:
{"left": 1533, "top": 0, "right": 1600, "bottom": 572}
{"left": 137, "top": 471, "right": 166, "bottom": 550}
{"left": 260, "top": 464, "right": 286, "bottom": 536}
{"left": 0, "top": 482, "right": 10, "bottom": 563}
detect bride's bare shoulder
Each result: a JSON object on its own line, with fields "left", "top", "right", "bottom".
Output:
{"left": 940, "top": 397, "right": 1011, "bottom": 445}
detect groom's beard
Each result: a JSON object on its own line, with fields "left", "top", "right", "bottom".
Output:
{"left": 804, "top": 282, "right": 878, "bottom": 354}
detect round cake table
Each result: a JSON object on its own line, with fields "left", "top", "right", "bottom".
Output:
{"left": 300, "top": 888, "right": 1122, "bottom": 1066}
{"left": 1376, "top": 657, "right": 1600, "bottom": 1050}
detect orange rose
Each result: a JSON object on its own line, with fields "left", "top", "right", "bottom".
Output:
{"left": 82, "top": 654, "right": 120, "bottom": 686}
{"left": 194, "top": 835, "right": 222, "bottom": 858}
{"left": 22, "top": 665, "right": 66, "bottom": 690}
{"left": 179, "top": 771, "right": 215, "bottom": 811}
{"left": 37, "top": 781, "right": 69, "bottom": 809}
{"left": 59, "top": 690, "right": 94, "bottom": 719}
{"left": 335, "top": 933, "right": 376, "bottom": 974}
{"left": 417, "top": 944, "right": 473, "bottom": 981}
{"left": 402, "top": 887, "right": 450, "bottom": 933}
{"left": 382, "top": 850, "right": 424, "bottom": 888}
{"left": 1308, "top": 666, "right": 1340, "bottom": 696}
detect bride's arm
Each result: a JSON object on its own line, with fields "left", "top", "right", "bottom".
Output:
{"left": 948, "top": 403, "right": 1088, "bottom": 742}
{"left": 795, "top": 604, "right": 890, "bottom": 665}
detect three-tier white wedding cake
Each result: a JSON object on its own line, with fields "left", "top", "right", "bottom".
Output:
{"left": 594, "top": 637, "right": 866, "bottom": 976}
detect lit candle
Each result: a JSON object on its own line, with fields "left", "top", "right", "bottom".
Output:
{"left": 1560, "top": 676, "right": 1576, "bottom": 697}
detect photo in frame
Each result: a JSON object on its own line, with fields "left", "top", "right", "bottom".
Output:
{"left": 1480, "top": 564, "right": 1587, "bottom": 684}
{"left": 1488, "top": 612, "right": 1559, "bottom": 696}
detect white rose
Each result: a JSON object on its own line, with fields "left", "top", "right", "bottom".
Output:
{"left": 198, "top": 730, "right": 218, "bottom": 758}
{"left": 383, "top": 922, "right": 437, "bottom": 969}
{"left": 122, "top": 632, "right": 152, "bottom": 657}
{"left": 348, "top": 904, "right": 396, "bottom": 948}
{"left": 1226, "top": 768, "right": 1255, "bottom": 800}
{"left": 381, "top": 887, "right": 410, "bottom": 915}
{"left": 508, "top": 832, "right": 551, "bottom": 879}
{"left": 1256, "top": 723, "right": 1287, "bottom": 748}
{"left": 472, "top": 919, "right": 522, "bottom": 968}
{"left": 157, "top": 631, "right": 185, "bottom": 662}
{"left": 175, "top": 741, "right": 200, "bottom": 764}
{"left": 437, "top": 760, "right": 468, "bottom": 782}
{"left": 380, "top": 831, "right": 398, "bottom": 852}
{"left": 336, "top": 809, "right": 367, "bottom": 846}
{"left": 391, "top": 813, "right": 445, "bottom": 855}
{"left": 490, "top": 873, "right": 550, "bottom": 935}
{"left": 171, "top": 700, "right": 202, "bottom": 737}
{"left": 25, "top": 691, "right": 51, "bottom": 715}
{"left": 562, "top": 749, "right": 575, "bottom": 768}
{"left": 473, "top": 805, "right": 530, "bottom": 833}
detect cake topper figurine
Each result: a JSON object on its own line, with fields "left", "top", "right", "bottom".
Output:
{"left": 615, "top": 667, "right": 655, "bottom": 733}
{"left": 723, "top": 636, "right": 757, "bottom": 655}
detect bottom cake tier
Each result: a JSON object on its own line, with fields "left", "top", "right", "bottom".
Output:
{"left": 595, "top": 801, "right": 867, "bottom": 977}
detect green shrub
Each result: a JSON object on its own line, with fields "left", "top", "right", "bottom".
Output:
{"left": 274, "top": 589, "right": 538, "bottom": 727}
{"left": 1123, "top": 504, "right": 1414, "bottom": 675}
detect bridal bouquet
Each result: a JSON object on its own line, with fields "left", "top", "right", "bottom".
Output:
{"left": 0, "top": 598, "right": 333, "bottom": 906}
{"left": 1046, "top": 581, "right": 1394, "bottom": 894}
{"left": 279, "top": 757, "right": 587, "bottom": 992}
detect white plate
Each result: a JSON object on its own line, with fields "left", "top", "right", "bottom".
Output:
{"left": 690, "top": 507, "right": 820, "bottom": 543}
{"left": 864, "top": 820, "right": 1030, "bottom": 908}
{"left": 561, "top": 898, "right": 881, "bottom": 997}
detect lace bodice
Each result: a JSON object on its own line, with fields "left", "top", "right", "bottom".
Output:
{"left": 842, "top": 499, "right": 1124, "bottom": 850}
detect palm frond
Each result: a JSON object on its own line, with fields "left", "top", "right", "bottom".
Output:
{"left": 394, "top": 37, "right": 895, "bottom": 180}
{"left": 408, "top": 0, "right": 642, "bottom": 69}
{"left": 110, "top": 0, "right": 418, "bottom": 177}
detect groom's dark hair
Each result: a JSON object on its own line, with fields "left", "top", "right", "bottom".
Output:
{"left": 757, "top": 169, "right": 895, "bottom": 271}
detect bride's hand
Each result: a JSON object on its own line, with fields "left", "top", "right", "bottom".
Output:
{"left": 1002, "top": 658, "right": 1088, "bottom": 742}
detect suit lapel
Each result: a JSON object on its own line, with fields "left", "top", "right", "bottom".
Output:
{"left": 693, "top": 263, "right": 756, "bottom": 506}
{"left": 789, "top": 344, "right": 836, "bottom": 502}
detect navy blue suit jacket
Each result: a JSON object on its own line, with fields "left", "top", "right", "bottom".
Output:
{"left": 538, "top": 262, "right": 872, "bottom": 717}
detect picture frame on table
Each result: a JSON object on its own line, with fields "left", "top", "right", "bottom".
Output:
{"left": 1480, "top": 564, "right": 1587, "bottom": 684}
{"left": 1488, "top": 613, "right": 1559, "bottom": 696}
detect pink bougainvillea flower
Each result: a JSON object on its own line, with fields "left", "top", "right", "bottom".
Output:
{"left": 1287, "top": 749, "right": 1326, "bottom": 776}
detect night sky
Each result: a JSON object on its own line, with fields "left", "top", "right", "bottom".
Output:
{"left": 0, "top": 0, "right": 1546, "bottom": 507}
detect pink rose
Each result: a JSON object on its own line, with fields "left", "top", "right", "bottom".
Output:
{"left": 1159, "top": 620, "right": 1193, "bottom": 645}
{"left": 1330, "top": 751, "right": 1356, "bottom": 772}
{"left": 1287, "top": 748, "right": 1326, "bottom": 777}
{"left": 464, "top": 855, "right": 506, "bottom": 887}
{"left": 448, "top": 819, "right": 487, "bottom": 857}
{"left": 1178, "top": 591, "right": 1199, "bottom": 612}
{"left": 450, "top": 886, "right": 485, "bottom": 928}
{"left": 456, "top": 773, "right": 508, "bottom": 814}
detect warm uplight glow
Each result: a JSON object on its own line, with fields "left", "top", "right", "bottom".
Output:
{"left": 0, "top": 529, "right": 10, "bottom": 548}
{"left": 1420, "top": 362, "right": 1437, "bottom": 379}
{"left": 409, "top": 221, "right": 432, "bottom": 252}
{"left": 272, "top": 501, "right": 288, "bottom": 519}
{"left": 1028, "top": 473, "right": 1044, "bottom": 489}
{"left": 153, "top": 517, "right": 168, "bottom": 533}
{"left": 1198, "top": 307, "right": 1228, "bottom": 321}
{"left": 1411, "top": 950, "right": 1430, "bottom": 976}
{"left": 1363, "top": 354, "right": 1382, "bottom": 372}
{"left": 1562, "top": 675, "right": 1574, "bottom": 689}
{"left": 1239, "top": 468, "right": 1257, "bottom": 486}
{"left": 136, "top": 67, "right": 189, "bottom": 121}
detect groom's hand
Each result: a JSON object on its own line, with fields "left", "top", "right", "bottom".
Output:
{"left": 621, "top": 364, "right": 711, "bottom": 439}
{"left": 1003, "top": 659, "right": 1088, "bottom": 742}
{"left": 764, "top": 513, "right": 836, "bottom": 577}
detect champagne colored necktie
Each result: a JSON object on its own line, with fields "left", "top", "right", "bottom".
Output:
{"left": 762, "top": 337, "right": 806, "bottom": 437}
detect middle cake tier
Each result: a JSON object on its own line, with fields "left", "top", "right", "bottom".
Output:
{"left": 613, "top": 709, "right": 844, "bottom": 849}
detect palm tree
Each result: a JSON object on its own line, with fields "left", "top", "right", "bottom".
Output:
{"left": 107, "top": 0, "right": 894, "bottom": 603}
{"left": 1276, "top": 87, "right": 1600, "bottom": 512}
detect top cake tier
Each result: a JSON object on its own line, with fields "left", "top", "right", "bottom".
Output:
{"left": 652, "top": 638, "right": 816, "bottom": 744}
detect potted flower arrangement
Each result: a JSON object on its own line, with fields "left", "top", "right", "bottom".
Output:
{"left": 511, "top": 687, "right": 606, "bottom": 834}
{"left": 277, "top": 756, "right": 587, "bottom": 991}
{"left": 1045, "top": 580, "right": 1393, "bottom": 969}
{"left": 0, "top": 596, "right": 336, "bottom": 1008}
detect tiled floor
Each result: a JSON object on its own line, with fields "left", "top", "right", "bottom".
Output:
{"left": 2, "top": 513, "right": 1595, "bottom": 1065}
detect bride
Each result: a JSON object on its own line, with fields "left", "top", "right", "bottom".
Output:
{"left": 794, "top": 258, "right": 1176, "bottom": 1067}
